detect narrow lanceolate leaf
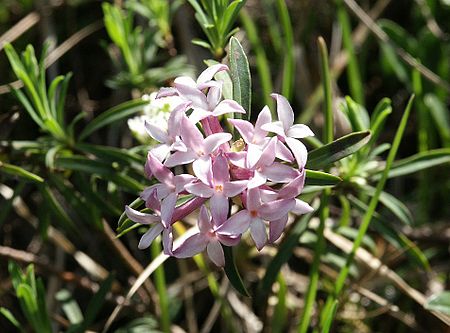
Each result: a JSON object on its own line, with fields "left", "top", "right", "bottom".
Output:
{"left": 369, "top": 148, "right": 450, "bottom": 180}
{"left": 79, "top": 99, "right": 148, "bottom": 141}
{"left": 0, "top": 162, "right": 44, "bottom": 183}
{"left": 229, "top": 36, "right": 251, "bottom": 119}
{"left": 425, "top": 292, "right": 450, "bottom": 315}
{"left": 305, "top": 169, "right": 341, "bottom": 186}
{"left": 306, "top": 131, "right": 371, "bottom": 169}
{"left": 223, "top": 246, "right": 250, "bottom": 297}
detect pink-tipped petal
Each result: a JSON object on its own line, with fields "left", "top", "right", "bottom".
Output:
{"left": 269, "top": 215, "right": 288, "bottom": 243}
{"left": 212, "top": 154, "right": 230, "bottom": 184}
{"left": 164, "top": 150, "right": 197, "bottom": 167}
{"left": 138, "top": 223, "right": 164, "bottom": 249}
{"left": 287, "top": 124, "right": 315, "bottom": 138}
{"left": 174, "top": 174, "right": 196, "bottom": 193}
{"left": 292, "top": 199, "right": 314, "bottom": 214}
{"left": 125, "top": 206, "right": 159, "bottom": 225}
{"left": 263, "top": 163, "right": 299, "bottom": 183}
{"left": 246, "top": 187, "right": 262, "bottom": 212}
{"left": 203, "top": 132, "right": 232, "bottom": 154}
{"left": 151, "top": 144, "right": 171, "bottom": 162}
{"left": 147, "top": 152, "right": 174, "bottom": 184}
{"left": 271, "top": 93, "right": 294, "bottom": 131}
{"left": 259, "top": 199, "right": 295, "bottom": 221}
{"left": 226, "top": 151, "right": 247, "bottom": 168}
{"left": 255, "top": 137, "right": 277, "bottom": 167}
{"left": 250, "top": 218, "right": 267, "bottom": 251}
{"left": 180, "top": 115, "right": 204, "bottom": 151}
{"left": 260, "top": 121, "right": 286, "bottom": 137}
{"left": 173, "top": 233, "right": 208, "bottom": 258}
{"left": 145, "top": 121, "right": 169, "bottom": 143}
{"left": 275, "top": 140, "right": 294, "bottom": 162}
{"left": 207, "top": 85, "right": 222, "bottom": 110}
{"left": 213, "top": 100, "right": 246, "bottom": 117}
{"left": 162, "top": 228, "right": 174, "bottom": 255}
{"left": 171, "top": 139, "right": 187, "bottom": 152}
{"left": 207, "top": 240, "right": 225, "bottom": 267}
{"left": 285, "top": 137, "right": 308, "bottom": 168}
{"left": 254, "top": 106, "right": 272, "bottom": 141}
{"left": 161, "top": 193, "right": 177, "bottom": 228}
{"left": 247, "top": 170, "right": 267, "bottom": 189}
{"left": 223, "top": 180, "right": 248, "bottom": 197}
{"left": 216, "top": 234, "right": 241, "bottom": 247}
{"left": 198, "top": 205, "right": 212, "bottom": 233}
{"left": 278, "top": 172, "right": 306, "bottom": 199}
{"left": 192, "top": 156, "right": 213, "bottom": 185}
{"left": 167, "top": 102, "right": 190, "bottom": 134}
{"left": 247, "top": 143, "right": 263, "bottom": 169}
{"left": 210, "top": 193, "right": 229, "bottom": 224}
{"left": 217, "top": 210, "right": 251, "bottom": 235}
{"left": 185, "top": 182, "right": 214, "bottom": 198}
{"left": 189, "top": 108, "right": 211, "bottom": 124}
{"left": 228, "top": 119, "right": 255, "bottom": 144}
{"left": 156, "top": 87, "right": 178, "bottom": 98}
{"left": 197, "top": 64, "right": 229, "bottom": 84}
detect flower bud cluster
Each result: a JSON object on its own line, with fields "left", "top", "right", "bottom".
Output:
{"left": 125, "top": 64, "right": 314, "bottom": 266}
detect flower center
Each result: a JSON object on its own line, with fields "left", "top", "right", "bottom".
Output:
{"left": 215, "top": 184, "right": 223, "bottom": 192}
{"left": 250, "top": 210, "right": 258, "bottom": 218}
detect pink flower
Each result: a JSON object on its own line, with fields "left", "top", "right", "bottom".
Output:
{"left": 164, "top": 114, "right": 231, "bottom": 184}
{"left": 262, "top": 94, "right": 314, "bottom": 167}
{"left": 220, "top": 187, "right": 295, "bottom": 250}
{"left": 173, "top": 205, "right": 242, "bottom": 266}
{"left": 141, "top": 151, "right": 195, "bottom": 227}
{"left": 185, "top": 154, "right": 247, "bottom": 223}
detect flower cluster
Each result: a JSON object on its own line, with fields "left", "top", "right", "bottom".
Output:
{"left": 125, "top": 64, "right": 314, "bottom": 266}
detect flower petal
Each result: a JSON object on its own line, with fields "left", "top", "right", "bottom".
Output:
{"left": 197, "top": 64, "right": 228, "bottom": 84}
{"left": 189, "top": 107, "right": 211, "bottom": 124}
{"left": 254, "top": 137, "right": 277, "bottom": 168}
{"left": 175, "top": 81, "right": 208, "bottom": 109}
{"left": 228, "top": 119, "right": 255, "bottom": 143}
{"left": 217, "top": 234, "right": 241, "bottom": 247}
{"left": 259, "top": 198, "right": 295, "bottom": 221}
{"left": 260, "top": 121, "right": 286, "bottom": 137}
{"left": 277, "top": 171, "right": 306, "bottom": 199}
{"left": 162, "top": 227, "right": 174, "bottom": 255}
{"left": 250, "top": 218, "right": 267, "bottom": 251}
{"left": 269, "top": 214, "right": 288, "bottom": 243}
{"left": 185, "top": 182, "right": 214, "bottom": 198}
{"left": 217, "top": 210, "right": 251, "bottom": 235}
{"left": 253, "top": 106, "right": 271, "bottom": 142}
{"left": 212, "top": 154, "right": 230, "bottom": 184}
{"left": 164, "top": 150, "right": 197, "bottom": 168}
{"left": 203, "top": 132, "right": 232, "bottom": 155}
{"left": 247, "top": 143, "right": 263, "bottom": 169}
{"left": 246, "top": 187, "right": 261, "bottom": 211}
{"left": 247, "top": 170, "right": 267, "bottom": 189}
{"left": 271, "top": 93, "right": 294, "bottom": 131}
{"left": 263, "top": 162, "right": 299, "bottom": 183}
{"left": 147, "top": 151, "right": 174, "bottom": 184}
{"left": 207, "top": 240, "right": 225, "bottom": 267}
{"left": 285, "top": 137, "right": 308, "bottom": 168}
{"left": 287, "top": 124, "right": 315, "bottom": 138}
{"left": 213, "top": 100, "right": 246, "bottom": 117}
{"left": 125, "top": 205, "right": 159, "bottom": 225}
{"left": 192, "top": 156, "right": 213, "bottom": 185}
{"left": 167, "top": 103, "right": 190, "bottom": 136}
{"left": 292, "top": 199, "right": 314, "bottom": 214}
{"left": 198, "top": 205, "right": 212, "bottom": 233}
{"left": 161, "top": 192, "right": 177, "bottom": 228}
{"left": 172, "top": 233, "right": 208, "bottom": 258}
{"left": 151, "top": 144, "right": 171, "bottom": 162}
{"left": 275, "top": 140, "right": 294, "bottom": 162}
{"left": 174, "top": 174, "right": 196, "bottom": 193}
{"left": 210, "top": 193, "right": 229, "bottom": 224}
{"left": 207, "top": 85, "right": 222, "bottom": 110}
{"left": 138, "top": 223, "right": 164, "bottom": 249}
{"left": 180, "top": 114, "right": 205, "bottom": 151}
{"left": 145, "top": 121, "right": 169, "bottom": 143}
{"left": 223, "top": 180, "right": 248, "bottom": 197}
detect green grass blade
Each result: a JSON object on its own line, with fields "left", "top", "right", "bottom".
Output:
{"left": 223, "top": 245, "right": 250, "bottom": 297}
{"left": 276, "top": 0, "right": 294, "bottom": 100}
{"left": 306, "top": 131, "right": 371, "bottom": 169}
{"left": 79, "top": 99, "right": 148, "bottom": 141}
{"left": 305, "top": 170, "right": 341, "bottom": 186}
{"left": 0, "top": 162, "right": 44, "bottom": 183}
{"left": 318, "top": 37, "right": 333, "bottom": 144}
{"left": 151, "top": 240, "right": 171, "bottom": 333}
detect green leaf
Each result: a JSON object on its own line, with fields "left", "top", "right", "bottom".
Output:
{"left": 229, "top": 36, "right": 251, "bottom": 119}
{"left": 370, "top": 148, "right": 450, "bottom": 180}
{"left": 0, "top": 307, "right": 25, "bottom": 332}
{"left": 424, "top": 93, "right": 450, "bottom": 146}
{"left": 0, "top": 162, "right": 44, "bottom": 183}
{"left": 360, "top": 185, "right": 413, "bottom": 225}
{"left": 425, "top": 291, "right": 450, "bottom": 315}
{"left": 306, "top": 131, "right": 371, "bottom": 169}
{"left": 79, "top": 99, "right": 148, "bottom": 141}
{"left": 305, "top": 169, "right": 341, "bottom": 186}
{"left": 223, "top": 246, "right": 250, "bottom": 297}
